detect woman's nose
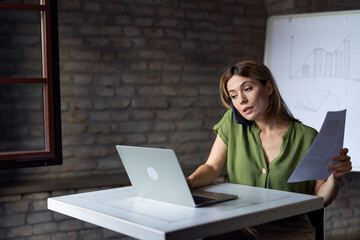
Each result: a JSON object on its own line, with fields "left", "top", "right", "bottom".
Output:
{"left": 240, "top": 94, "right": 248, "bottom": 104}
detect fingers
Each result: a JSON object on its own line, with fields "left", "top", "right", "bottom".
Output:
{"left": 328, "top": 161, "right": 352, "bottom": 172}
{"left": 332, "top": 166, "right": 352, "bottom": 178}
{"left": 332, "top": 148, "right": 350, "bottom": 161}
{"left": 329, "top": 155, "right": 351, "bottom": 170}
{"left": 329, "top": 148, "right": 352, "bottom": 179}
{"left": 332, "top": 154, "right": 351, "bottom": 162}
{"left": 339, "top": 148, "right": 349, "bottom": 156}
{"left": 186, "top": 177, "right": 193, "bottom": 189}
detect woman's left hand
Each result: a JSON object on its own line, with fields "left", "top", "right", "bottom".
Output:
{"left": 328, "top": 148, "right": 352, "bottom": 179}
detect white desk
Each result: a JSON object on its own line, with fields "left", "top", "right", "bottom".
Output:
{"left": 48, "top": 183, "right": 323, "bottom": 240}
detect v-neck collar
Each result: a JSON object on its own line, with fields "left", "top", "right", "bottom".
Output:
{"left": 252, "top": 122, "right": 293, "bottom": 166}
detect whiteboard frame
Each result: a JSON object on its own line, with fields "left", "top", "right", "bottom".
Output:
{"left": 264, "top": 10, "right": 360, "bottom": 172}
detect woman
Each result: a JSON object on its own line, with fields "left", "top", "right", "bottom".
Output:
{"left": 187, "top": 60, "right": 352, "bottom": 239}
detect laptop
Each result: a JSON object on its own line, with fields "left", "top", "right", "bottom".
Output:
{"left": 116, "top": 145, "right": 238, "bottom": 207}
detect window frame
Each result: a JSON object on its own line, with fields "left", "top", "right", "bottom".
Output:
{"left": 0, "top": 0, "right": 62, "bottom": 169}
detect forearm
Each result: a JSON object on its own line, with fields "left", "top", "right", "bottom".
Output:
{"left": 187, "top": 164, "right": 220, "bottom": 189}
{"left": 187, "top": 135, "right": 227, "bottom": 189}
{"left": 315, "top": 148, "right": 351, "bottom": 207}
{"left": 315, "top": 175, "right": 340, "bottom": 207}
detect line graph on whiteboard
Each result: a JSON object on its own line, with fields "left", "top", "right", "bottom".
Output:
{"left": 294, "top": 89, "right": 341, "bottom": 112}
{"left": 289, "top": 35, "right": 359, "bottom": 81}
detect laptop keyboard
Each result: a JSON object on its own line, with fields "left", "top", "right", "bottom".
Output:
{"left": 192, "top": 194, "right": 215, "bottom": 205}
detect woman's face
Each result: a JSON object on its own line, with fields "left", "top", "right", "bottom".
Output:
{"left": 227, "top": 75, "right": 273, "bottom": 123}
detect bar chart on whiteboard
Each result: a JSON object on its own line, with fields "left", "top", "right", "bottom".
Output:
{"left": 264, "top": 10, "right": 360, "bottom": 171}
{"left": 290, "top": 36, "right": 351, "bottom": 80}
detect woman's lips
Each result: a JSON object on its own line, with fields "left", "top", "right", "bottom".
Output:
{"left": 243, "top": 106, "right": 253, "bottom": 114}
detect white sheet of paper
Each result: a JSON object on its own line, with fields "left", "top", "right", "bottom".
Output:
{"left": 288, "top": 110, "right": 346, "bottom": 183}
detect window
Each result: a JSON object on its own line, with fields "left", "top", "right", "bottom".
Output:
{"left": 0, "top": 0, "right": 62, "bottom": 168}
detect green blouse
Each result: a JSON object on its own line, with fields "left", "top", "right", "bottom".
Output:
{"left": 214, "top": 109, "right": 318, "bottom": 194}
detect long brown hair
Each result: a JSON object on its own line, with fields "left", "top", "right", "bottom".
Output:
{"left": 219, "top": 60, "right": 300, "bottom": 123}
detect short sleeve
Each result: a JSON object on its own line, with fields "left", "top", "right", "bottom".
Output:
{"left": 213, "top": 109, "right": 233, "bottom": 146}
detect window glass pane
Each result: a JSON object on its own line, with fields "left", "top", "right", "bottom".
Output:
{"left": 0, "top": 0, "right": 41, "bottom": 5}
{"left": 0, "top": 84, "right": 45, "bottom": 152}
{"left": 0, "top": 8, "right": 42, "bottom": 78}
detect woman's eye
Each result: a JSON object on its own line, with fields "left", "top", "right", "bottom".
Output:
{"left": 231, "top": 95, "right": 237, "bottom": 99}
{"left": 244, "top": 87, "right": 252, "bottom": 92}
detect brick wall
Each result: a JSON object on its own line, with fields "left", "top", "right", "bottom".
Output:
{"left": 0, "top": 0, "right": 359, "bottom": 239}
{"left": 0, "top": 187, "right": 130, "bottom": 240}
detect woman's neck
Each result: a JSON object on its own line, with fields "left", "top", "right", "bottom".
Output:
{"left": 255, "top": 118, "right": 288, "bottom": 134}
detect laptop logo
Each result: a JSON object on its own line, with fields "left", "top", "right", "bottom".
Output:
{"left": 147, "top": 166, "right": 159, "bottom": 181}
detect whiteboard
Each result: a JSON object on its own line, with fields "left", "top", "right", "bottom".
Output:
{"left": 264, "top": 10, "right": 360, "bottom": 171}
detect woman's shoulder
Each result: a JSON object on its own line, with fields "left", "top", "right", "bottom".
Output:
{"left": 292, "top": 121, "right": 318, "bottom": 138}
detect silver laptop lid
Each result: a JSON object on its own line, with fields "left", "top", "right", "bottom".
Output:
{"left": 116, "top": 145, "right": 196, "bottom": 207}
